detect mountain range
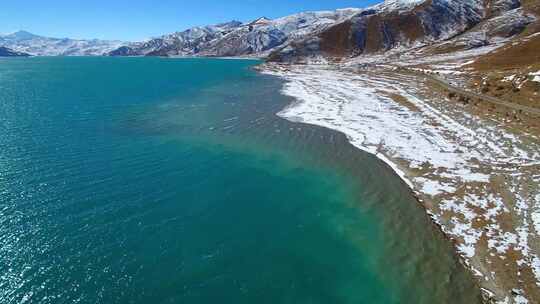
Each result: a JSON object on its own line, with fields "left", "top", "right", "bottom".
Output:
{"left": 108, "top": 9, "right": 362, "bottom": 57}
{"left": 0, "top": 30, "right": 126, "bottom": 56}
{"left": 2, "top": 0, "right": 537, "bottom": 65}
{"left": 103, "top": 0, "right": 537, "bottom": 65}
{"left": 268, "top": 0, "right": 533, "bottom": 62}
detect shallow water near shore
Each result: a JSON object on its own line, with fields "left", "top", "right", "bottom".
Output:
{"left": 0, "top": 57, "right": 482, "bottom": 303}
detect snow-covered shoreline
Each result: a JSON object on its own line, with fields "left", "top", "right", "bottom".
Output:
{"left": 276, "top": 87, "right": 417, "bottom": 191}
{"left": 261, "top": 63, "right": 540, "bottom": 304}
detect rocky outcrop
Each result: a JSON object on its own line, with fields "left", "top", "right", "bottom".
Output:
{"left": 488, "top": 0, "right": 521, "bottom": 16}
{"left": 197, "top": 26, "right": 287, "bottom": 57}
{"left": 0, "top": 46, "right": 30, "bottom": 57}
{"left": 430, "top": 3, "right": 535, "bottom": 53}
{"left": 107, "top": 46, "right": 140, "bottom": 56}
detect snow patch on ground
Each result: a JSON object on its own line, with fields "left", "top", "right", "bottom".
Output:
{"left": 530, "top": 71, "right": 540, "bottom": 83}
{"left": 262, "top": 63, "right": 540, "bottom": 303}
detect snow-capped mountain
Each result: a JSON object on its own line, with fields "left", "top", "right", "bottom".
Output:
{"left": 268, "top": 0, "right": 534, "bottom": 62}
{"left": 0, "top": 31, "right": 127, "bottom": 56}
{"left": 108, "top": 21, "right": 243, "bottom": 56}
{"left": 108, "top": 9, "right": 361, "bottom": 57}
{"left": 108, "top": 0, "right": 532, "bottom": 60}
{"left": 0, "top": 46, "right": 30, "bottom": 57}
{"left": 199, "top": 9, "right": 361, "bottom": 57}
{"left": 4, "top": 0, "right": 534, "bottom": 61}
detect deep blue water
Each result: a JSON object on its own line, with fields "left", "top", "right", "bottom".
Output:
{"left": 0, "top": 57, "right": 482, "bottom": 304}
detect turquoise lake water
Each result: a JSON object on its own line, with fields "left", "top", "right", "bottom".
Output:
{"left": 0, "top": 57, "right": 483, "bottom": 303}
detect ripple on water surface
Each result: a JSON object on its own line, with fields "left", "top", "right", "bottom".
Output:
{"left": 0, "top": 57, "right": 482, "bottom": 304}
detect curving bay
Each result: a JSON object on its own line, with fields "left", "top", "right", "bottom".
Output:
{"left": 0, "top": 57, "right": 482, "bottom": 304}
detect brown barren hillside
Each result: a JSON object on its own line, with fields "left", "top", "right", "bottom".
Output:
{"left": 472, "top": 0, "right": 540, "bottom": 71}
{"left": 466, "top": 1, "right": 540, "bottom": 110}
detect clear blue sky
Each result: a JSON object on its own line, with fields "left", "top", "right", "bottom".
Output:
{"left": 0, "top": 0, "right": 381, "bottom": 41}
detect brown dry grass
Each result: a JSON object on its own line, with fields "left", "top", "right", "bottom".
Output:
{"left": 472, "top": 35, "right": 540, "bottom": 70}
{"left": 472, "top": 2, "right": 540, "bottom": 71}
{"left": 379, "top": 91, "right": 422, "bottom": 112}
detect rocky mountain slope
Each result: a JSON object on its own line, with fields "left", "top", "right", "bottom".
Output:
{"left": 0, "top": 31, "right": 126, "bottom": 56}
{"left": 108, "top": 9, "right": 361, "bottom": 57}
{"left": 268, "top": 0, "right": 535, "bottom": 62}
{"left": 0, "top": 46, "right": 30, "bottom": 57}
{"left": 108, "top": 21, "right": 243, "bottom": 56}
{"left": 107, "top": 0, "right": 535, "bottom": 65}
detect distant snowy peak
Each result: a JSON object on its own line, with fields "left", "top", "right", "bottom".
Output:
{"left": 270, "top": 9, "right": 361, "bottom": 28}
{"left": 248, "top": 17, "right": 272, "bottom": 26}
{"left": 109, "top": 20, "right": 244, "bottom": 57}
{"left": 0, "top": 31, "right": 127, "bottom": 56}
{"left": 373, "top": 0, "right": 428, "bottom": 12}
{"left": 3, "top": 30, "right": 41, "bottom": 41}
